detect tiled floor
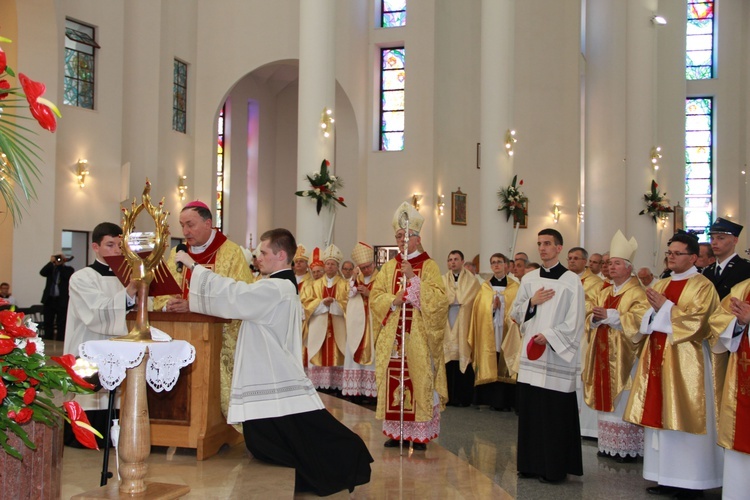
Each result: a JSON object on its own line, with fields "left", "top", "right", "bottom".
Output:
{"left": 50, "top": 338, "right": 723, "bottom": 499}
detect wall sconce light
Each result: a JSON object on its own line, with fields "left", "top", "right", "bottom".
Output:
{"left": 650, "top": 146, "right": 663, "bottom": 170}
{"left": 76, "top": 159, "right": 89, "bottom": 188}
{"left": 578, "top": 204, "right": 585, "bottom": 222}
{"left": 178, "top": 175, "right": 188, "bottom": 201}
{"left": 651, "top": 15, "right": 667, "bottom": 25}
{"left": 0, "top": 153, "right": 9, "bottom": 182}
{"left": 504, "top": 129, "right": 517, "bottom": 157}
{"left": 411, "top": 193, "right": 423, "bottom": 211}
{"left": 437, "top": 193, "right": 445, "bottom": 216}
{"left": 660, "top": 213, "right": 669, "bottom": 228}
{"left": 320, "top": 108, "right": 335, "bottom": 138}
{"left": 552, "top": 203, "right": 561, "bottom": 224}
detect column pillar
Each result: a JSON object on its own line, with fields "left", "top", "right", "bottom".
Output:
{"left": 296, "top": 0, "right": 336, "bottom": 249}
{"left": 479, "top": 0, "right": 515, "bottom": 261}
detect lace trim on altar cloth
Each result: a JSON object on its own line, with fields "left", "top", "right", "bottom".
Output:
{"left": 79, "top": 340, "right": 196, "bottom": 392}
{"left": 383, "top": 404, "right": 441, "bottom": 444}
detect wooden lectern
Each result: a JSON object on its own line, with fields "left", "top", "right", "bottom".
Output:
{"left": 127, "top": 311, "right": 243, "bottom": 460}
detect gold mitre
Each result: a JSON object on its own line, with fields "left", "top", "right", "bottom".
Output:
{"left": 609, "top": 230, "right": 638, "bottom": 263}
{"left": 322, "top": 244, "right": 343, "bottom": 264}
{"left": 294, "top": 244, "right": 309, "bottom": 262}
{"left": 351, "top": 242, "right": 374, "bottom": 266}
{"left": 391, "top": 201, "right": 424, "bottom": 234}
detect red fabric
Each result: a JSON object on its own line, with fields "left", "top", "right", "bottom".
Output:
{"left": 640, "top": 279, "right": 688, "bottom": 428}
{"left": 180, "top": 231, "right": 228, "bottom": 298}
{"left": 592, "top": 293, "right": 623, "bottom": 411}
{"left": 353, "top": 279, "right": 375, "bottom": 364}
{"left": 733, "top": 292, "right": 750, "bottom": 452}
{"left": 318, "top": 285, "right": 339, "bottom": 366}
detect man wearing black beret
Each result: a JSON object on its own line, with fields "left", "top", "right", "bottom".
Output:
{"left": 702, "top": 217, "right": 750, "bottom": 299}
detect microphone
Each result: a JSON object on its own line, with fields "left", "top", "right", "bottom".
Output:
{"left": 176, "top": 243, "right": 188, "bottom": 272}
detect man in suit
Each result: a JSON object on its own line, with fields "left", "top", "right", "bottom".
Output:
{"left": 702, "top": 218, "right": 750, "bottom": 299}
{"left": 39, "top": 254, "right": 75, "bottom": 340}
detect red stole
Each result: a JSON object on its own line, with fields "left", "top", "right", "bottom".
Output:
{"left": 180, "top": 231, "right": 228, "bottom": 299}
{"left": 602, "top": 281, "right": 612, "bottom": 290}
{"left": 641, "top": 279, "right": 689, "bottom": 428}
{"left": 384, "top": 252, "right": 430, "bottom": 422}
{"left": 733, "top": 292, "right": 750, "bottom": 452}
{"left": 592, "top": 292, "right": 623, "bottom": 411}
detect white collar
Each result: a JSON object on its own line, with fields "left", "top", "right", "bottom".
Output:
{"left": 670, "top": 266, "right": 699, "bottom": 281}
{"left": 190, "top": 229, "right": 217, "bottom": 254}
{"left": 541, "top": 260, "right": 560, "bottom": 272}
{"left": 716, "top": 253, "right": 738, "bottom": 271}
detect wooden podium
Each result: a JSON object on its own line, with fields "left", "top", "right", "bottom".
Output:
{"left": 126, "top": 311, "right": 243, "bottom": 460}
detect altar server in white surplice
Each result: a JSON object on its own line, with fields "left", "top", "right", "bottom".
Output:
{"left": 510, "top": 228, "right": 585, "bottom": 483}
{"left": 175, "top": 228, "right": 372, "bottom": 497}
{"left": 64, "top": 222, "right": 137, "bottom": 447}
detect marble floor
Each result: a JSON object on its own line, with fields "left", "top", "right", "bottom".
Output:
{"left": 50, "top": 333, "right": 723, "bottom": 499}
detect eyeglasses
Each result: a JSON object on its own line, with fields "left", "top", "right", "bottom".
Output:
{"left": 665, "top": 251, "right": 693, "bottom": 257}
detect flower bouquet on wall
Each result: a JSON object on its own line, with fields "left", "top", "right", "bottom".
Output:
{"left": 0, "top": 306, "right": 101, "bottom": 459}
{"left": 497, "top": 174, "right": 528, "bottom": 226}
{"left": 638, "top": 180, "right": 674, "bottom": 223}
{"left": 295, "top": 159, "right": 346, "bottom": 215}
{"left": 0, "top": 35, "right": 61, "bottom": 223}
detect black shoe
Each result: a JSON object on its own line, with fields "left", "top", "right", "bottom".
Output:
{"left": 517, "top": 472, "right": 537, "bottom": 479}
{"left": 383, "top": 439, "right": 400, "bottom": 448}
{"left": 538, "top": 476, "right": 565, "bottom": 484}
{"left": 646, "top": 485, "right": 679, "bottom": 496}
{"left": 672, "top": 489, "right": 704, "bottom": 499}
{"left": 412, "top": 442, "right": 426, "bottom": 451}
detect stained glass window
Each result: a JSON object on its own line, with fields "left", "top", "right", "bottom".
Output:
{"left": 686, "top": 1, "right": 714, "bottom": 80}
{"left": 382, "top": 0, "right": 406, "bottom": 28}
{"left": 685, "top": 98, "right": 713, "bottom": 240}
{"left": 216, "top": 104, "right": 225, "bottom": 232}
{"left": 380, "top": 48, "right": 405, "bottom": 151}
{"left": 173, "top": 59, "right": 188, "bottom": 133}
{"left": 63, "top": 19, "right": 99, "bottom": 109}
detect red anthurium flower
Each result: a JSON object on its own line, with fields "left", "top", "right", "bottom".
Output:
{"left": 0, "top": 310, "right": 22, "bottom": 329}
{"left": 519, "top": 180, "right": 524, "bottom": 185}
{"left": 0, "top": 378, "right": 6, "bottom": 400}
{"left": 15, "top": 407, "right": 33, "bottom": 424}
{"left": 0, "top": 79, "right": 9, "bottom": 100}
{"left": 0, "top": 46, "right": 6, "bottom": 74}
{"left": 51, "top": 354, "right": 95, "bottom": 390}
{"left": 29, "top": 378, "right": 39, "bottom": 387}
{"left": 8, "top": 367, "right": 28, "bottom": 382}
{"left": 23, "top": 387, "right": 36, "bottom": 405}
{"left": 25, "top": 341, "right": 36, "bottom": 355}
{"left": 63, "top": 401, "right": 102, "bottom": 450}
{"left": 18, "top": 73, "right": 61, "bottom": 133}
{"left": 0, "top": 338, "right": 15, "bottom": 355}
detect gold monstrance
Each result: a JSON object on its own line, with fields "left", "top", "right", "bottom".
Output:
{"left": 114, "top": 179, "right": 170, "bottom": 342}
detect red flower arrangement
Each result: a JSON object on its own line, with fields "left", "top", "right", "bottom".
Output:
{"left": 0, "top": 35, "right": 62, "bottom": 223}
{"left": 0, "top": 304, "right": 102, "bottom": 460}
{"left": 638, "top": 180, "right": 674, "bottom": 223}
{"left": 295, "top": 159, "right": 347, "bottom": 215}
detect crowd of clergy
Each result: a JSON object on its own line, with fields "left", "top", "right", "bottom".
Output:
{"left": 282, "top": 209, "right": 750, "bottom": 498}
{"left": 61, "top": 195, "right": 750, "bottom": 498}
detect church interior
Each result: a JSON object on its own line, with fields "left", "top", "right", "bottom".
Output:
{"left": 0, "top": 0, "right": 746, "bottom": 498}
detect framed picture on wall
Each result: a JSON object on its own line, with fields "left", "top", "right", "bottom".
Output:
{"left": 375, "top": 245, "right": 400, "bottom": 269}
{"left": 673, "top": 202, "right": 684, "bottom": 233}
{"left": 452, "top": 189, "right": 467, "bottom": 225}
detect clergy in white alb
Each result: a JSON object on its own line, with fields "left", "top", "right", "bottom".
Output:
{"left": 510, "top": 228, "right": 585, "bottom": 483}
{"left": 624, "top": 231, "right": 723, "bottom": 496}
{"left": 583, "top": 231, "right": 647, "bottom": 461}
{"left": 342, "top": 242, "right": 378, "bottom": 398}
{"left": 175, "top": 228, "right": 372, "bottom": 496}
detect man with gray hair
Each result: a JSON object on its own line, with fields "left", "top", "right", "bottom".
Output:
{"left": 637, "top": 267, "right": 656, "bottom": 288}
